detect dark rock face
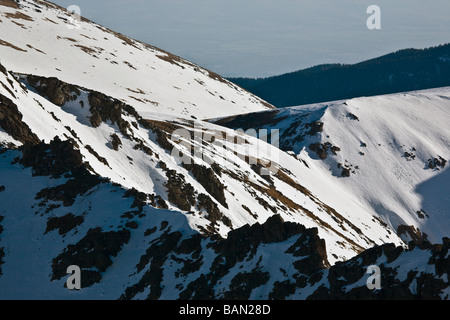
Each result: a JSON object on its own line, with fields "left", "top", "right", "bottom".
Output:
{"left": 309, "top": 143, "right": 328, "bottom": 160}
{"left": 45, "top": 213, "right": 85, "bottom": 235}
{"left": 308, "top": 142, "right": 340, "bottom": 160}
{"left": 85, "top": 144, "right": 110, "bottom": 168}
{"left": 286, "top": 227, "right": 330, "bottom": 273}
{"left": 0, "top": 64, "right": 7, "bottom": 75}
{"left": 197, "top": 193, "right": 226, "bottom": 226}
{"left": 23, "top": 75, "right": 146, "bottom": 142}
{"left": 184, "top": 163, "right": 228, "bottom": 209}
{"left": 428, "top": 156, "right": 447, "bottom": 170}
{"left": 35, "top": 170, "right": 103, "bottom": 207}
{"left": 117, "top": 215, "right": 331, "bottom": 300}
{"left": 19, "top": 137, "right": 105, "bottom": 207}
{"left": 227, "top": 215, "right": 312, "bottom": 248}
{"left": 397, "top": 225, "right": 428, "bottom": 245}
{"left": 52, "top": 227, "right": 131, "bottom": 288}
{"left": 308, "top": 239, "right": 449, "bottom": 300}
{"left": 20, "top": 136, "right": 83, "bottom": 178}
{"left": 110, "top": 133, "right": 122, "bottom": 151}
{"left": 140, "top": 119, "right": 180, "bottom": 151}
{"left": 162, "top": 162, "right": 231, "bottom": 231}
{"left": 121, "top": 229, "right": 183, "bottom": 300}
{"left": 305, "top": 121, "right": 324, "bottom": 136}
{"left": 222, "top": 268, "right": 270, "bottom": 300}
{"left": 87, "top": 91, "right": 141, "bottom": 140}
{"left": 171, "top": 223, "right": 448, "bottom": 300}
{"left": 341, "top": 168, "right": 351, "bottom": 177}
{"left": 179, "top": 215, "right": 330, "bottom": 300}
{"left": 0, "top": 94, "right": 40, "bottom": 145}
{"left": 26, "top": 75, "right": 81, "bottom": 106}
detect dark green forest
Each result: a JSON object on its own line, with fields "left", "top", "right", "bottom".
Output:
{"left": 229, "top": 44, "right": 450, "bottom": 107}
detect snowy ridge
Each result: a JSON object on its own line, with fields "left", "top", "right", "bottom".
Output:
{"left": 213, "top": 89, "right": 450, "bottom": 246}
{"left": 0, "top": 0, "right": 273, "bottom": 119}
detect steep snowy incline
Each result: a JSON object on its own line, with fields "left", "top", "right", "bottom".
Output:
{"left": 0, "top": 141, "right": 447, "bottom": 300}
{"left": 0, "top": 139, "right": 446, "bottom": 300}
{"left": 0, "top": 62, "right": 407, "bottom": 264}
{"left": 0, "top": 0, "right": 273, "bottom": 119}
{"left": 213, "top": 88, "right": 450, "bottom": 246}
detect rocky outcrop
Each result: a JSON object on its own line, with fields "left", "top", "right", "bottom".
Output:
{"left": 308, "top": 238, "right": 449, "bottom": 300}
{"left": 428, "top": 156, "right": 447, "bottom": 170}
{"left": 20, "top": 136, "right": 83, "bottom": 178}
{"left": 308, "top": 142, "right": 341, "bottom": 160}
{"left": 88, "top": 91, "right": 131, "bottom": 131}
{"left": 121, "top": 228, "right": 183, "bottom": 300}
{"left": 45, "top": 213, "right": 85, "bottom": 235}
{"left": 183, "top": 163, "right": 228, "bottom": 209}
{"left": 397, "top": 225, "right": 428, "bottom": 245}
{"left": 52, "top": 227, "right": 131, "bottom": 288}
{"left": 0, "top": 93, "right": 40, "bottom": 145}
{"left": 19, "top": 137, "right": 105, "bottom": 207}
{"left": 26, "top": 75, "right": 81, "bottom": 106}
{"left": 165, "top": 169, "right": 196, "bottom": 211}
{"left": 1, "top": 145, "right": 448, "bottom": 299}
{"left": 178, "top": 215, "right": 329, "bottom": 300}
{"left": 110, "top": 133, "right": 122, "bottom": 151}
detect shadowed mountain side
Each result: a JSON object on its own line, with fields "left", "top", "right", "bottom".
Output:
{"left": 415, "top": 168, "right": 450, "bottom": 241}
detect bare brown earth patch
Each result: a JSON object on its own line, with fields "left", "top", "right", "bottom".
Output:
{"left": 0, "top": 39, "right": 27, "bottom": 52}
{"left": 4, "top": 11, "right": 34, "bottom": 21}
{"left": 397, "top": 225, "right": 428, "bottom": 245}
{"left": 156, "top": 54, "right": 186, "bottom": 69}
{"left": 75, "top": 44, "right": 97, "bottom": 56}
{"left": 63, "top": 37, "right": 77, "bottom": 43}
{"left": 43, "top": 17, "right": 58, "bottom": 24}
{"left": 0, "top": 0, "right": 18, "bottom": 8}
{"left": 26, "top": 44, "right": 46, "bottom": 54}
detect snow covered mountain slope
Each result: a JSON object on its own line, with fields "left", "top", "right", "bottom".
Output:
{"left": 0, "top": 0, "right": 445, "bottom": 265}
{"left": 0, "top": 141, "right": 447, "bottom": 300}
{"left": 0, "top": 63, "right": 407, "bottom": 264}
{"left": 213, "top": 88, "right": 450, "bottom": 246}
{"left": 0, "top": 0, "right": 448, "bottom": 300}
{"left": 0, "top": 0, "right": 273, "bottom": 119}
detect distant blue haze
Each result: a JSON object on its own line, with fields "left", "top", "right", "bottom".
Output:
{"left": 52, "top": 0, "right": 450, "bottom": 77}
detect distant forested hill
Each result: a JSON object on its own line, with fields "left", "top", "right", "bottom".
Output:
{"left": 229, "top": 44, "right": 450, "bottom": 107}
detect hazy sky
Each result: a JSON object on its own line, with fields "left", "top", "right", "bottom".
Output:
{"left": 52, "top": 0, "right": 450, "bottom": 78}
